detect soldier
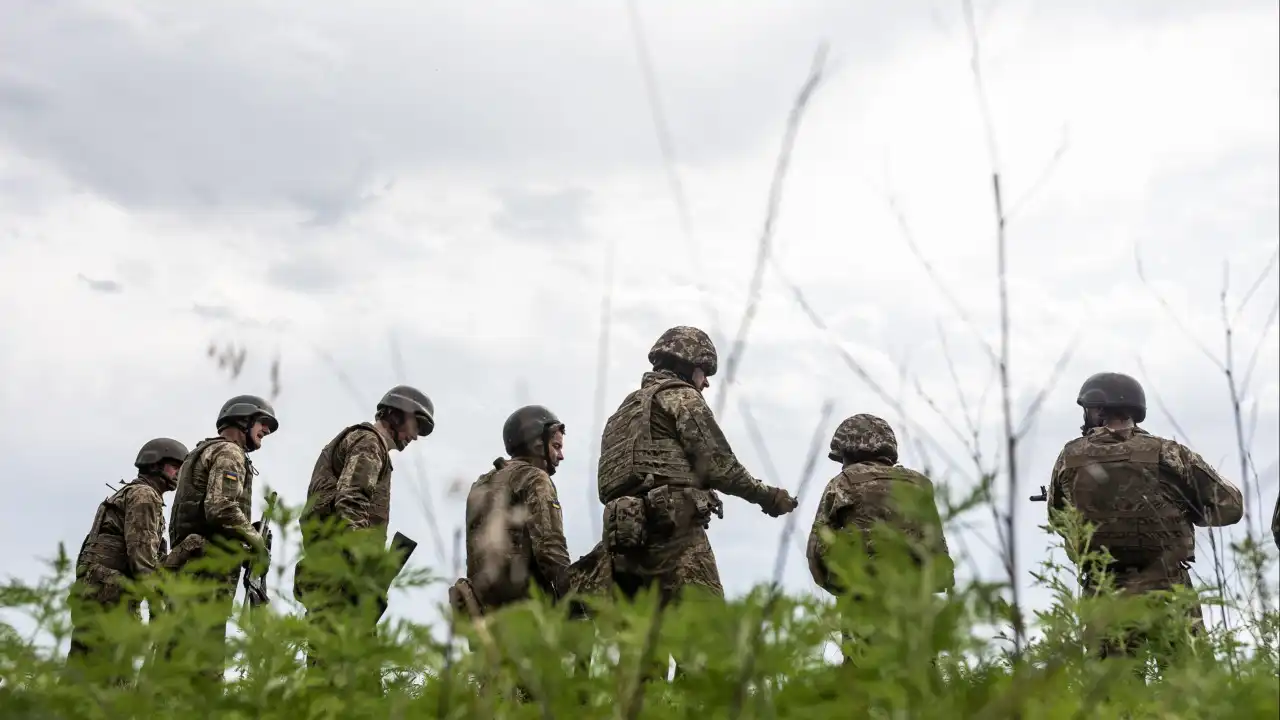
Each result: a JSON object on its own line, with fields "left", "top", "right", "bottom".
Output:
{"left": 294, "top": 385, "right": 434, "bottom": 675}
{"left": 451, "top": 405, "right": 572, "bottom": 618}
{"left": 1272, "top": 495, "right": 1279, "bottom": 552}
{"left": 1047, "top": 372, "right": 1243, "bottom": 660}
{"left": 592, "top": 325, "right": 798, "bottom": 606}
{"left": 806, "top": 414, "right": 953, "bottom": 664}
{"left": 66, "top": 437, "right": 189, "bottom": 684}
{"left": 165, "top": 394, "right": 278, "bottom": 686}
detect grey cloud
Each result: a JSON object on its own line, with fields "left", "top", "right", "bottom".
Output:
{"left": 0, "top": 1, "right": 926, "bottom": 220}
{"left": 491, "top": 186, "right": 590, "bottom": 245}
{"left": 266, "top": 254, "right": 349, "bottom": 294}
{"left": 77, "top": 273, "right": 122, "bottom": 294}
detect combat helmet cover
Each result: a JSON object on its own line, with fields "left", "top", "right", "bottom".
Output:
{"left": 828, "top": 413, "right": 898, "bottom": 463}
{"left": 647, "top": 326, "right": 718, "bottom": 376}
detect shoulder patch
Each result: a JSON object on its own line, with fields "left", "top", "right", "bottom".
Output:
{"left": 223, "top": 470, "right": 242, "bottom": 483}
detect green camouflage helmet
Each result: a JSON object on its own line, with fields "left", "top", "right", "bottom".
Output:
{"left": 828, "top": 413, "right": 898, "bottom": 463}
{"left": 216, "top": 394, "right": 279, "bottom": 433}
{"left": 647, "top": 326, "right": 718, "bottom": 376}
{"left": 134, "top": 438, "right": 190, "bottom": 469}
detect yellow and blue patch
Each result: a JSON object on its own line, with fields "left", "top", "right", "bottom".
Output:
{"left": 223, "top": 470, "right": 241, "bottom": 483}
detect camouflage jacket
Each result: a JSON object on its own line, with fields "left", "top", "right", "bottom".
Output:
{"left": 464, "top": 457, "right": 572, "bottom": 609}
{"left": 300, "top": 422, "right": 395, "bottom": 549}
{"left": 1048, "top": 426, "right": 1243, "bottom": 563}
{"left": 76, "top": 474, "right": 170, "bottom": 580}
{"left": 806, "top": 459, "right": 952, "bottom": 595}
{"left": 169, "top": 437, "right": 255, "bottom": 548}
{"left": 602, "top": 370, "right": 772, "bottom": 505}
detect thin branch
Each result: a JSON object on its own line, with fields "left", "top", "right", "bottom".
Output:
{"left": 716, "top": 43, "right": 829, "bottom": 417}
{"left": 729, "top": 400, "right": 835, "bottom": 719}
{"left": 881, "top": 193, "right": 998, "bottom": 366}
{"left": 1015, "top": 332, "right": 1080, "bottom": 439}
{"left": 1233, "top": 245, "right": 1279, "bottom": 322}
{"left": 437, "top": 528, "right": 463, "bottom": 719}
{"left": 1006, "top": 125, "right": 1071, "bottom": 222}
{"left": 962, "top": 0, "right": 1023, "bottom": 657}
{"left": 739, "top": 398, "right": 783, "bottom": 483}
{"left": 1133, "top": 243, "right": 1224, "bottom": 371}
{"left": 623, "top": 0, "right": 722, "bottom": 336}
{"left": 586, "top": 230, "right": 619, "bottom": 538}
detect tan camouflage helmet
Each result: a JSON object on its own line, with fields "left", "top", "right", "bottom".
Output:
{"left": 647, "top": 325, "right": 718, "bottom": 376}
{"left": 828, "top": 413, "right": 898, "bottom": 463}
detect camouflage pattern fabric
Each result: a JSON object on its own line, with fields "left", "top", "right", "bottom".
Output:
{"left": 165, "top": 438, "right": 257, "bottom": 687}
{"left": 647, "top": 325, "right": 718, "bottom": 375}
{"left": 1048, "top": 426, "right": 1244, "bottom": 567}
{"left": 464, "top": 457, "right": 572, "bottom": 611}
{"left": 826, "top": 413, "right": 899, "bottom": 463}
{"left": 1080, "top": 559, "right": 1205, "bottom": 660}
{"left": 1048, "top": 425, "right": 1241, "bottom": 662}
{"left": 293, "top": 423, "right": 396, "bottom": 678}
{"left": 806, "top": 460, "right": 953, "bottom": 596}
{"left": 67, "top": 474, "right": 172, "bottom": 681}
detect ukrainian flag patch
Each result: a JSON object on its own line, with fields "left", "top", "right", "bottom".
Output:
{"left": 223, "top": 470, "right": 241, "bottom": 483}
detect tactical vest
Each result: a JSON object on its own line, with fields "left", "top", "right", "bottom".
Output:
{"left": 829, "top": 464, "right": 935, "bottom": 550}
{"left": 169, "top": 437, "right": 251, "bottom": 547}
{"left": 1060, "top": 434, "right": 1193, "bottom": 565}
{"left": 597, "top": 378, "right": 700, "bottom": 504}
{"left": 76, "top": 479, "right": 165, "bottom": 577}
{"left": 300, "top": 423, "right": 394, "bottom": 547}
{"left": 464, "top": 460, "right": 551, "bottom": 608}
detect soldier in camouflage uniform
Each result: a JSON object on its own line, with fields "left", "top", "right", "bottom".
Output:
{"left": 165, "top": 395, "right": 278, "bottom": 686}
{"left": 294, "top": 385, "right": 434, "bottom": 674}
{"left": 66, "top": 437, "right": 189, "bottom": 683}
{"left": 1047, "top": 372, "right": 1243, "bottom": 659}
{"left": 588, "top": 326, "right": 798, "bottom": 606}
{"left": 806, "top": 415, "right": 953, "bottom": 664}
{"left": 450, "top": 405, "right": 572, "bottom": 618}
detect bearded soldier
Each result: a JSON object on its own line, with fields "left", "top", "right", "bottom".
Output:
{"left": 591, "top": 326, "right": 797, "bottom": 605}
{"left": 806, "top": 415, "right": 952, "bottom": 665}
{"left": 294, "top": 385, "right": 434, "bottom": 673}
{"left": 66, "top": 437, "right": 189, "bottom": 683}
{"left": 451, "top": 405, "right": 571, "bottom": 618}
{"left": 166, "top": 394, "right": 278, "bottom": 685}
{"left": 1047, "top": 372, "right": 1243, "bottom": 658}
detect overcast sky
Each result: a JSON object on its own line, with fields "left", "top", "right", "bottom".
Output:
{"left": 1, "top": 0, "right": 1277, "bottom": 652}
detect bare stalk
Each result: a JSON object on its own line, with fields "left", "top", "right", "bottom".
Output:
{"left": 586, "top": 230, "right": 619, "bottom": 538}
{"left": 728, "top": 400, "right": 834, "bottom": 719}
{"left": 961, "top": 0, "right": 1024, "bottom": 656}
{"left": 715, "top": 43, "right": 829, "bottom": 417}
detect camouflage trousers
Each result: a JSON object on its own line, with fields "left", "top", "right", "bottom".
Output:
{"left": 161, "top": 553, "right": 241, "bottom": 690}
{"left": 1080, "top": 559, "right": 1204, "bottom": 663}
{"left": 611, "top": 525, "right": 725, "bottom": 605}
{"left": 66, "top": 564, "right": 142, "bottom": 687}
{"left": 295, "top": 563, "right": 383, "bottom": 696}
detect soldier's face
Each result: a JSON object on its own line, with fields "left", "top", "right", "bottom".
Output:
{"left": 397, "top": 413, "right": 421, "bottom": 448}
{"left": 547, "top": 431, "right": 565, "bottom": 469}
{"left": 249, "top": 419, "right": 273, "bottom": 448}
{"left": 691, "top": 367, "right": 709, "bottom": 393}
{"left": 160, "top": 461, "right": 181, "bottom": 483}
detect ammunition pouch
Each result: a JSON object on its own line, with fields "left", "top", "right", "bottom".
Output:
{"left": 603, "top": 496, "right": 648, "bottom": 552}
{"left": 79, "top": 535, "right": 131, "bottom": 574}
{"left": 644, "top": 484, "right": 713, "bottom": 536}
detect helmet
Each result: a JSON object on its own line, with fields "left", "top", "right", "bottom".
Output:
{"left": 647, "top": 326, "right": 718, "bottom": 376}
{"left": 502, "top": 405, "right": 565, "bottom": 457}
{"left": 378, "top": 385, "right": 435, "bottom": 437}
{"left": 828, "top": 414, "right": 898, "bottom": 463}
{"left": 216, "top": 394, "right": 279, "bottom": 432}
{"left": 1076, "top": 372, "right": 1146, "bottom": 423}
{"left": 134, "top": 438, "right": 190, "bottom": 469}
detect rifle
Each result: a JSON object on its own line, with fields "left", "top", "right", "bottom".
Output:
{"left": 242, "top": 491, "right": 278, "bottom": 608}
{"left": 374, "top": 531, "right": 418, "bottom": 622}
{"left": 1029, "top": 485, "right": 1048, "bottom": 503}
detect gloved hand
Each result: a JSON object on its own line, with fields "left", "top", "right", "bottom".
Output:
{"left": 757, "top": 486, "right": 799, "bottom": 517}
{"left": 243, "top": 528, "right": 270, "bottom": 575}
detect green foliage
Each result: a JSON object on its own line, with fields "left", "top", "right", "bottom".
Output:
{"left": 1, "top": 499, "right": 1276, "bottom": 719}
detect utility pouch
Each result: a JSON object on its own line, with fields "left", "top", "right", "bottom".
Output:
{"left": 603, "top": 496, "right": 648, "bottom": 552}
